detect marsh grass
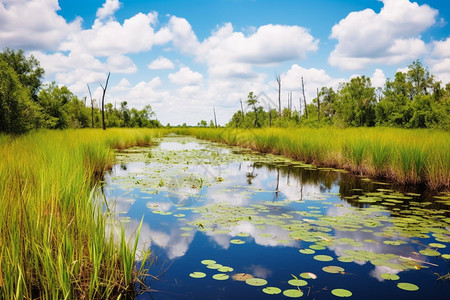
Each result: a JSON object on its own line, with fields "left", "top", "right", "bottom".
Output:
{"left": 0, "top": 128, "right": 165, "bottom": 299}
{"left": 176, "top": 127, "right": 449, "bottom": 189}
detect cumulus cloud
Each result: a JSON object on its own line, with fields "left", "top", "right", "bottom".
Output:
{"left": 370, "top": 68, "right": 386, "bottom": 88}
{"left": 61, "top": 12, "right": 160, "bottom": 56}
{"left": 428, "top": 37, "right": 450, "bottom": 83}
{"left": 169, "top": 67, "right": 203, "bottom": 85}
{"left": 148, "top": 56, "right": 175, "bottom": 70}
{"left": 329, "top": 0, "right": 437, "bottom": 70}
{"left": 0, "top": 0, "right": 81, "bottom": 50}
{"left": 107, "top": 54, "right": 137, "bottom": 73}
{"left": 96, "top": 0, "right": 121, "bottom": 20}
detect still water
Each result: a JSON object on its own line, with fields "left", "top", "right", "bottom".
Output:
{"left": 103, "top": 135, "right": 450, "bottom": 299}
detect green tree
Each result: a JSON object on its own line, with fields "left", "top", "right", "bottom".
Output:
{"left": 0, "top": 60, "right": 41, "bottom": 133}
{"left": 246, "top": 91, "right": 260, "bottom": 127}
{"left": 0, "top": 48, "right": 44, "bottom": 101}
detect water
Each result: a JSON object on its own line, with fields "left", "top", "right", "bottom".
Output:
{"left": 103, "top": 135, "right": 450, "bottom": 299}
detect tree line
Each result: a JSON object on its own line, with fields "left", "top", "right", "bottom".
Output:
{"left": 0, "top": 48, "right": 161, "bottom": 134}
{"left": 227, "top": 60, "right": 450, "bottom": 130}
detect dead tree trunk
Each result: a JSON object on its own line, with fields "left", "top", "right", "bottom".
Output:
{"left": 240, "top": 98, "right": 245, "bottom": 125}
{"left": 213, "top": 106, "right": 218, "bottom": 128}
{"left": 317, "top": 88, "right": 320, "bottom": 122}
{"left": 276, "top": 74, "right": 282, "bottom": 117}
{"left": 87, "top": 84, "right": 94, "bottom": 128}
{"left": 301, "top": 76, "right": 308, "bottom": 119}
{"left": 100, "top": 72, "right": 110, "bottom": 130}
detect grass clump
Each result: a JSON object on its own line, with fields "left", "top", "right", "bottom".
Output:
{"left": 0, "top": 128, "right": 165, "bottom": 299}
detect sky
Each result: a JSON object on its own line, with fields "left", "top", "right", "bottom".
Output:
{"left": 1, "top": 0, "right": 449, "bottom": 125}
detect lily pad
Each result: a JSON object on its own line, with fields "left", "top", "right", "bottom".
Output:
{"left": 313, "top": 255, "right": 334, "bottom": 262}
{"left": 283, "top": 289, "right": 304, "bottom": 298}
{"left": 299, "top": 249, "right": 315, "bottom": 254}
{"left": 429, "top": 243, "right": 446, "bottom": 248}
{"left": 212, "top": 273, "right": 229, "bottom": 280}
{"left": 262, "top": 287, "right": 282, "bottom": 295}
{"left": 245, "top": 278, "right": 268, "bottom": 286}
{"left": 419, "top": 249, "right": 441, "bottom": 256}
{"left": 380, "top": 273, "right": 400, "bottom": 280}
{"left": 288, "top": 279, "right": 308, "bottom": 286}
{"left": 206, "top": 263, "right": 223, "bottom": 269}
{"left": 201, "top": 259, "right": 216, "bottom": 265}
{"left": 322, "top": 266, "right": 345, "bottom": 274}
{"left": 218, "top": 266, "right": 234, "bottom": 272}
{"left": 232, "top": 273, "right": 253, "bottom": 281}
{"left": 230, "top": 239, "right": 245, "bottom": 244}
{"left": 397, "top": 282, "right": 419, "bottom": 291}
{"left": 300, "top": 272, "right": 317, "bottom": 279}
{"left": 189, "top": 272, "right": 206, "bottom": 278}
{"left": 331, "top": 288, "right": 352, "bottom": 297}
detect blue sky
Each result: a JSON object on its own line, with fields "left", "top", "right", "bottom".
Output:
{"left": 1, "top": 0, "right": 449, "bottom": 125}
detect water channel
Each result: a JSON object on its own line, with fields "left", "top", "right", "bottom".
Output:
{"left": 102, "top": 135, "right": 450, "bottom": 299}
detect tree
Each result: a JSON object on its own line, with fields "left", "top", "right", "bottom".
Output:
{"left": 246, "top": 91, "right": 259, "bottom": 127}
{"left": 0, "top": 48, "right": 44, "bottom": 101}
{"left": 198, "top": 120, "right": 207, "bottom": 127}
{"left": 100, "top": 72, "right": 110, "bottom": 130}
{"left": 0, "top": 60, "right": 41, "bottom": 133}
{"left": 276, "top": 74, "right": 282, "bottom": 116}
{"left": 407, "top": 60, "right": 433, "bottom": 98}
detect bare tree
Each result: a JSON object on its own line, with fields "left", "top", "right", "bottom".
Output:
{"left": 100, "top": 72, "right": 110, "bottom": 130}
{"left": 213, "top": 106, "right": 218, "bottom": 128}
{"left": 87, "top": 84, "right": 94, "bottom": 128}
{"left": 276, "top": 74, "right": 282, "bottom": 116}
{"left": 240, "top": 98, "right": 245, "bottom": 124}
{"left": 301, "top": 76, "right": 308, "bottom": 119}
{"left": 316, "top": 88, "right": 320, "bottom": 122}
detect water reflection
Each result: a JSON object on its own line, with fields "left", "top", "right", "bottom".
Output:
{"left": 103, "top": 136, "right": 450, "bottom": 300}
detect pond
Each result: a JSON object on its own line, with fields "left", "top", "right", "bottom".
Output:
{"left": 103, "top": 135, "right": 450, "bottom": 299}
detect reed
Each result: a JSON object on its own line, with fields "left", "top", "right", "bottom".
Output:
{"left": 0, "top": 128, "right": 166, "bottom": 299}
{"left": 176, "top": 127, "right": 449, "bottom": 189}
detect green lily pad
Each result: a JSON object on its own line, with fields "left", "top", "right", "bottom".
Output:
{"left": 310, "top": 244, "right": 326, "bottom": 250}
{"left": 380, "top": 273, "right": 399, "bottom": 280}
{"left": 236, "top": 232, "right": 250, "bottom": 237}
{"left": 419, "top": 249, "right": 441, "bottom": 256}
{"left": 189, "top": 272, "right": 206, "bottom": 278}
{"left": 299, "top": 249, "right": 315, "bottom": 254}
{"left": 313, "top": 255, "right": 334, "bottom": 262}
{"left": 429, "top": 243, "right": 446, "bottom": 248}
{"left": 206, "top": 263, "right": 223, "bottom": 269}
{"left": 283, "top": 289, "right": 304, "bottom": 298}
{"left": 442, "top": 254, "right": 450, "bottom": 259}
{"left": 397, "top": 282, "right": 419, "bottom": 291}
{"left": 230, "top": 239, "right": 245, "bottom": 244}
{"left": 337, "top": 256, "right": 354, "bottom": 263}
{"left": 262, "top": 287, "right": 282, "bottom": 295}
{"left": 331, "top": 288, "right": 352, "bottom": 297}
{"left": 218, "top": 266, "right": 234, "bottom": 272}
{"left": 212, "top": 273, "right": 229, "bottom": 280}
{"left": 201, "top": 259, "right": 216, "bottom": 265}
{"left": 322, "top": 266, "right": 345, "bottom": 274}
{"left": 288, "top": 279, "right": 308, "bottom": 286}
{"left": 245, "top": 278, "right": 268, "bottom": 286}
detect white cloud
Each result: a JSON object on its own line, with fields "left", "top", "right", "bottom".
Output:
{"left": 428, "top": 37, "right": 450, "bottom": 83}
{"left": 169, "top": 67, "right": 203, "bottom": 85}
{"left": 329, "top": 0, "right": 437, "bottom": 70}
{"left": 61, "top": 12, "right": 160, "bottom": 56}
{"left": 370, "top": 68, "right": 386, "bottom": 88}
{"left": 96, "top": 0, "right": 121, "bottom": 20}
{"left": 106, "top": 54, "right": 137, "bottom": 73}
{"left": 148, "top": 56, "right": 175, "bottom": 70}
{"left": 0, "top": 0, "right": 81, "bottom": 50}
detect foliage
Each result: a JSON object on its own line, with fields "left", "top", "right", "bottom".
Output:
{"left": 0, "top": 48, "right": 160, "bottom": 134}
{"left": 0, "top": 128, "right": 165, "bottom": 298}
{"left": 225, "top": 60, "right": 449, "bottom": 130}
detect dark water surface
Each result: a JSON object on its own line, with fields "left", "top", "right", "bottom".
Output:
{"left": 103, "top": 135, "right": 450, "bottom": 299}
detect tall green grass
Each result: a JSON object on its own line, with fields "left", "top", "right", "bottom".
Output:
{"left": 176, "top": 127, "right": 450, "bottom": 189}
{"left": 0, "top": 128, "right": 166, "bottom": 299}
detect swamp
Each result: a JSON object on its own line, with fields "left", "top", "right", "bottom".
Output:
{"left": 103, "top": 134, "right": 450, "bottom": 299}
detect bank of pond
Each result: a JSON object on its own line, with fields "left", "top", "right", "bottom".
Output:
{"left": 0, "top": 128, "right": 448, "bottom": 299}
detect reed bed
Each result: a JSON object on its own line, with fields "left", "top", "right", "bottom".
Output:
{"left": 176, "top": 127, "right": 449, "bottom": 190}
{"left": 0, "top": 128, "right": 166, "bottom": 299}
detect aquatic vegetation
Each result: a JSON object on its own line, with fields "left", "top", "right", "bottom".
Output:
{"left": 0, "top": 128, "right": 166, "bottom": 299}
{"left": 175, "top": 127, "right": 450, "bottom": 189}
